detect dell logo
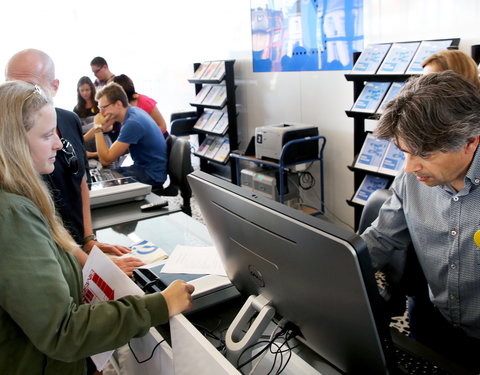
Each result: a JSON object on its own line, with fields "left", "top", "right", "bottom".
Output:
{"left": 248, "top": 265, "right": 265, "bottom": 287}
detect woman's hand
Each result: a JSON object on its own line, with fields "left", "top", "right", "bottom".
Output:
{"left": 110, "top": 256, "right": 145, "bottom": 277}
{"left": 162, "top": 280, "right": 195, "bottom": 317}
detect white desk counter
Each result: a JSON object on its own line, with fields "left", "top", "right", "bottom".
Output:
{"left": 96, "top": 212, "right": 333, "bottom": 375}
{"left": 91, "top": 193, "right": 181, "bottom": 230}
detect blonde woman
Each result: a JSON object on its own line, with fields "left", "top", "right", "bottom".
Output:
{"left": 422, "top": 49, "right": 480, "bottom": 88}
{"left": 0, "top": 81, "right": 194, "bottom": 375}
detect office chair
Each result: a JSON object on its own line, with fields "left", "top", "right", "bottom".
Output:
{"left": 357, "top": 188, "right": 393, "bottom": 235}
{"left": 169, "top": 111, "right": 198, "bottom": 136}
{"left": 357, "top": 189, "right": 429, "bottom": 319}
{"left": 165, "top": 135, "right": 194, "bottom": 216}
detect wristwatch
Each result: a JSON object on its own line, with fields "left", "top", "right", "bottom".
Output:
{"left": 83, "top": 234, "right": 97, "bottom": 244}
{"left": 93, "top": 123, "right": 104, "bottom": 134}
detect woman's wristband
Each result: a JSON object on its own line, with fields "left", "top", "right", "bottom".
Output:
{"left": 83, "top": 233, "right": 97, "bottom": 245}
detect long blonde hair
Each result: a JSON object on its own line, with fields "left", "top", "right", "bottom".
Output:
{"left": 0, "top": 81, "right": 78, "bottom": 252}
{"left": 422, "top": 50, "right": 480, "bottom": 89}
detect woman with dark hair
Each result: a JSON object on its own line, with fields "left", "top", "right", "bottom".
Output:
{"left": 74, "top": 76, "right": 100, "bottom": 155}
{"left": 113, "top": 74, "right": 169, "bottom": 138}
{"left": 73, "top": 76, "right": 99, "bottom": 127}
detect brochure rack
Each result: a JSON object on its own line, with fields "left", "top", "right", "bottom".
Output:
{"left": 345, "top": 38, "right": 460, "bottom": 229}
{"left": 188, "top": 60, "right": 238, "bottom": 183}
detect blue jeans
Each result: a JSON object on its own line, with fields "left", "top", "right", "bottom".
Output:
{"left": 114, "top": 165, "right": 164, "bottom": 188}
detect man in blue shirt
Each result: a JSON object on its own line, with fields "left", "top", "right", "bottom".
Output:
{"left": 361, "top": 70, "right": 480, "bottom": 371}
{"left": 93, "top": 82, "right": 168, "bottom": 188}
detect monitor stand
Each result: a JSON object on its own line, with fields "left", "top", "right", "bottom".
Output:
{"left": 225, "top": 294, "right": 275, "bottom": 372}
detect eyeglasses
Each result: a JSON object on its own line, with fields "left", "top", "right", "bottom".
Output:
{"left": 92, "top": 65, "right": 103, "bottom": 75}
{"left": 98, "top": 102, "right": 113, "bottom": 111}
{"left": 61, "top": 138, "right": 79, "bottom": 175}
{"left": 23, "top": 84, "right": 47, "bottom": 104}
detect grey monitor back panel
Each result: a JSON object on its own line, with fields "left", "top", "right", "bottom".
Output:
{"left": 188, "top": 171, "right": 391, "bottom": 374}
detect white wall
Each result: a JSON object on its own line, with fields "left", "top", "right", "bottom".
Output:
{"left": 364, "top": 0, "right": 480, "bottom": 49}
{"left": 1, "top": 0, "right": 480, "bottom": 228}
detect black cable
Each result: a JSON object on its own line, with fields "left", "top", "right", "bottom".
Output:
{"left": 270, "top": 328, "right": 297, "bottom": 374}
{"left": 193, "top": 321, "right": 226, "bottom": 351}
{"left": 290, "top": 176, "right": 355, "bottom": 231}
{"left": 193, "top": 318, "right": 223, "bottom": 340}
{"left": 276, "top": 337, "right": 293, "bottom": 374}
{"left": 297, "top": 171, "right": 315, "bottom": 190}
{"left": 128, "top": 338, "right": 166, "bottom": 363}
{"left": 278, "top": 350, "right": 292, "bottom": 374}
{"left": 267, "top": 335, "right": 291, "bottom": 375}
{"left": 236, "top": 328, "right": 286, "bottom": 370}
{"left": 236, "top": 339, "right": 274, "bottom": 370}
{"left": 266, "top": 341, "right": 282, "bottom": 375}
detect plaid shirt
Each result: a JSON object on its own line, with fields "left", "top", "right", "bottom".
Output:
{"left": 362, "top": 148, "right": 480, "bottom": 339}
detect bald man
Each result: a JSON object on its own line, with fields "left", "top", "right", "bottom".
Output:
{"left": 5, "top": 49, "right": 142, "bottom": 274}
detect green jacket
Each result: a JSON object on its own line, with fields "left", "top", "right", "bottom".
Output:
{"left": 0, "top": 191, "right": 169, "bottom": 375}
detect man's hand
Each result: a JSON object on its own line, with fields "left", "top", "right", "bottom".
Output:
{"left": 94, "top": 112, "right": 108, "bottom": 126}
{"left": 110, "top": 256, "right": 145, "bottom": 277}
{"left": 84, "top": 240, "right": 131, "bottom": 256}
{"left": 94, "top": 113, "right": 114, "bottom": 132}
{"left": 161, "top": 280, "right": 195, "bottom": 317}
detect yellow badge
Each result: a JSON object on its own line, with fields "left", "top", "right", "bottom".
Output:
{"left": 474, "top": 230, "right": 480, "bottom": 248}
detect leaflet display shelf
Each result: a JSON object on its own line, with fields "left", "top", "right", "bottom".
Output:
{"left": 345, "top": 73, "right": 415, "bottom": 82}
{"left": 230, "top": 136, "right": 326, "bottom": 215}
{"left": 346, "top": 66, "right": 410, "bottom": 227}
{"left": 188, "top": 59, "right": 239, "bottom": 183}
{"left": 345, "top": 111, "right": 379, "bottom": 120}
{"left": 345, "top": 38, "right": 460, "bottom": 229}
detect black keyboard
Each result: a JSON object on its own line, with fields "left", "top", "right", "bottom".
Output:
{"left": 395, "top": 347, "right": 450, "bottom": 374}
{"left": 89, "top": 168, "right": 118, "bottom": 183}
{"left": 390, "top": 329, "right": 473, "bottom": 375}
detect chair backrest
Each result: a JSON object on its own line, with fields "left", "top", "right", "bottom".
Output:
{"left": 170, "top": 111, "right": 198, "bottom": 136}
{"left": 167, "top": 135, "right": 193, "bottom": 213}
{"left": 357, "top": 189, "right": 392, "bottom": 234}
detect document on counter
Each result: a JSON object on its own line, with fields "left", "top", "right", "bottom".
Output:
{"left": 160, "top": 245, "right": 227, "bottom": 276}
{"left": 82, "top": 246, "right": 146, "bottom": 370}
{"left": 113, "top": 239, "right": 168, "bottom": 265}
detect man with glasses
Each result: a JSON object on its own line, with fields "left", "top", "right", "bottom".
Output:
{"left": 90, "top": 56, "right": 115, "bottom": 89}
{"left": 6, "top": 49, "right": 142, "bottom": 275}
{"left": 94, "top": 82, "right": 168, "bottom": 190}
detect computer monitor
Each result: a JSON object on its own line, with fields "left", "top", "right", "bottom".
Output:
{"left": 188, "top": 170, "right": 393, "bottom": 374}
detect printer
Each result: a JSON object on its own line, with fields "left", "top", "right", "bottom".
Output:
{"left": 255, "top": 123, "right": 319, "bottom": 163}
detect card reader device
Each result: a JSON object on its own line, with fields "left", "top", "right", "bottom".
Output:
{"left": 89, "top": 177, "right": 152, "bottom": 208}
{"left": 133, "top": 264, "right": 239, "bottom": 313}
